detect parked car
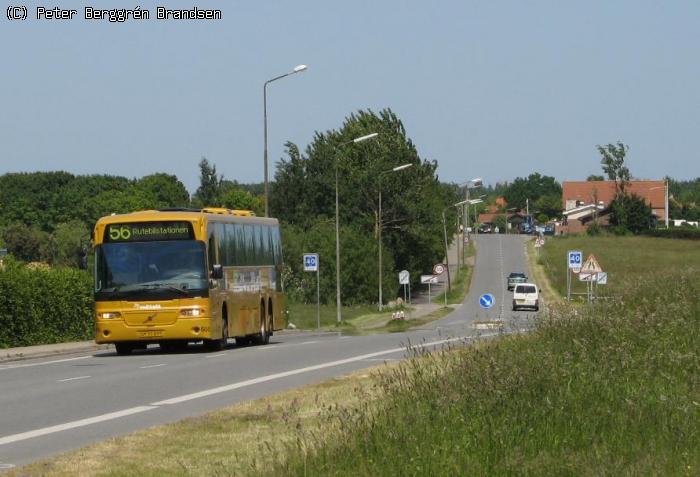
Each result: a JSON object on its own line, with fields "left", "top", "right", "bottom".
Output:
{"left": 512, "top": 283, "right": 539, "bottom": 311}
{"left": 507, "top": 272, "right": 528, "bottom": 291}
{"left": 544, "top": 224, "right": 555, "bottom": 235}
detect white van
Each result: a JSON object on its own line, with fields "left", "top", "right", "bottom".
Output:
{"left": 512, "top": 283, "right": 539, "bottom": 311}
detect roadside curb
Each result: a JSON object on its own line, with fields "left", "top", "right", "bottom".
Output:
{"left": 0, "top": 329, "right": 341, "bottom": 364}
{"left": 1, "top": 342, "right": 112, "bottom": 364}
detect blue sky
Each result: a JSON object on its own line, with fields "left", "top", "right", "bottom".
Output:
{"left": 1, "top": 1, "right": 698, "bottom": 193}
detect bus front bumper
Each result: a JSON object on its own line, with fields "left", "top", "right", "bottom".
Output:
{"left": 95, "top": 317, "right": 214, "bottom": 344}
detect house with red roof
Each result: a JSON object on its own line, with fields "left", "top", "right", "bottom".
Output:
{"left": 560, "top": 180, "right": 667, "bottom": 234}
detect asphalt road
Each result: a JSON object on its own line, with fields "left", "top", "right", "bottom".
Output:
{"left": 0, "top": 234, "right": 537, "bottom": 470}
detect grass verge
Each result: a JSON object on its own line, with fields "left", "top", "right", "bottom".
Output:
{"left": 269, "top": 254, "right": 699, "bottom": 475}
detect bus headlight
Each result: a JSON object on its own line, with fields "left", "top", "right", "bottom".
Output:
{"left": 98, "top": 311, "right": 121, "bottom": 319}
{"left": 180, "top": 308, "right": 205, "bottom": 317}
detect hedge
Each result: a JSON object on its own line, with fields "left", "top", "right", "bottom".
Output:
{"left": 643, "top": 228, "right": 700, "bottom": 240}
{"left": 0, "top": 258, "right": 93, "bottom": 348}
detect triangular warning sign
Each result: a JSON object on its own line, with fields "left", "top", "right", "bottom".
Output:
{"left": 581, "top": 254, "right": 603, "bottom": 274}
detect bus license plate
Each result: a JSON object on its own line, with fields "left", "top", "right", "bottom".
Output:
{"left": 138, "top": 330, "right": 164, "bottom": 338}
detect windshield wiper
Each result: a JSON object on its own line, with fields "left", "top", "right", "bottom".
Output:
{"left": 140, "top": 283, "right": 190, "bottom": 296}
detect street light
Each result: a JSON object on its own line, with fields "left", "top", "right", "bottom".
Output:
{"left": 649, "top": 183, "right": 669, "bottom": 228}
{"left": 441, "top": 199, "right": 469, "bottom": 293}
{"left": 335, "top": 132, "right": 379, "bottom": 324}
{"left": 378, "top": 163, "right": 413, "bottom": 311}
{"left": 461, "top": 178, "right": 483, "bottom": 264}
{"left": 263, "top": 64, "right": 308, "bottom": 217}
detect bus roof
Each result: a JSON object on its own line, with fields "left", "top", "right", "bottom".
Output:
{"left": 94, "top": 209, "right": 279, "bottom": 227}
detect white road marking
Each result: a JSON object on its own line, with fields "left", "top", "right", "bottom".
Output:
{"left": 151, "top": 337, "right": 461, "bottom": 406}
{"left": 0, "top": 406, "right": 157, "bottom": 446}
{"left": 0, "top": 356, "right": 91, "bottom": 371}
{"left": 139, "top": 364, "right": 167, "bottom": 369}
{"left": 57, "top": 375, "right": 91, "bottom": 383}
{"left": 204, "top": 352, "right": 233, "bottom": 359}
{"left": 298, "top": 340, "right": 319, "bottom": 345}
{"left": 0, "top": 335, "right": 500, "bottom": 447}
{"left": 0, "top": 462, "right": 15, "bottom": 469}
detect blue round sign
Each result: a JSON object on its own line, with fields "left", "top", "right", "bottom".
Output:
{"left": 479, "top": 293, "right": 495, "bottom": 309}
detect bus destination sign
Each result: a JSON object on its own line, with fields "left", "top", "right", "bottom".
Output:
{"left": 105, "top": 221, "right": 194, "bottom": 242}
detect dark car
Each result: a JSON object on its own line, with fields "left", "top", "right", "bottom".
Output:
{"left": 544, "top": 224, "right": 555, "bottom": 235}
{"left": 507, "top": 272, "right": 528, "bottom": 291}
{"left": 479, "top": 223, "right": 493, "bottom": 234}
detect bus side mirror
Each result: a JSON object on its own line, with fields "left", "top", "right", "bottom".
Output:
{"left": 211, "top": 264, "right": 223, "bottom": 280}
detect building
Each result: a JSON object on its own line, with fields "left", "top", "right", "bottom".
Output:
{"left": 560, "top": 180, "right": 667, "bottom": 234}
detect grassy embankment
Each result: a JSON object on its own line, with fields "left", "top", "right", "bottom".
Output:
{"left": 10, "top": 236, "right": 698, "bottom": 476}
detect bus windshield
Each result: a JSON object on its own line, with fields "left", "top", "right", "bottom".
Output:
{"left": 95, "top": 240, "right": 208, "bottom": 301}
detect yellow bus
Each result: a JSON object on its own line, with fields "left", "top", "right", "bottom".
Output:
{"left": 93, "top": 208, "right": 286, "bottom": 355}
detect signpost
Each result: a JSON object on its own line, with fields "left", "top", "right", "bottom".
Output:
{"left": 421, "top": 274, "right": 438, "bottom": 304}
{"left": 399, "top": 270, "right": 410, "bottom": 305}
{"left": 568, "top": 252, "right": 606, "bottom": 302}
{"left": 567, "top": 250, "right": 583, "bottom": 301}
{"left": 596, "top": 272, "right": 608, "bottom": 285}
{"left": 303, "top": 253, "right": 320, "bottom": 329}
{"left": 433, "top": 263, "right": 447, "bottom": 306}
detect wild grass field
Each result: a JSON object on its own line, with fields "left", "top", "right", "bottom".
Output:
{"left": 268, "top": 236, "right": 699, "bottom": 476}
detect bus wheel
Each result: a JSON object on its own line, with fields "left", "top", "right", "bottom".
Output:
{"left": 256, "top": 304, "right": 269, "bottom": 345}
{"left": 205, "top": 317, "right": 228, "bottom": 352}
{"left": 115, "top": 343, "right": 133, "bottom": 356}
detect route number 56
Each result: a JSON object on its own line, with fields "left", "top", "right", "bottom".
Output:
{"left": 109, "top": 226, "right": 131, "bottom": 241}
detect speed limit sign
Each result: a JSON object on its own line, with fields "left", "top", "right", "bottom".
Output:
{"left": 433, "top": 263, "right": 446, "bottom": 275}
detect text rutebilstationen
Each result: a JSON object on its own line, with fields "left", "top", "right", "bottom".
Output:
{"left": 35, "top": 6, "right": 222, "bottom": 22}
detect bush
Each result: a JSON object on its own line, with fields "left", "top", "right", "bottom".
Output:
{"left": 643, "top": 227, "right": 700, "bottom": 240}
{"left": 0, "top": 258, "right": 93, "bottom": 348}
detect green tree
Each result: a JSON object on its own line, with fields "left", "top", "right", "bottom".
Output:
{"left": 502, "top": 173, "right": 562, "bottom": 211}
{"left": 136, "top": 173, "right": 190, "bottom": 208}
{"left": 1, "top": 223, "right": 53, "bottom": 263}
{"left": 609, "top": 193, "right": 654, "bottom": 234}
{"left": 53, "top": 220, "right": 90, "bottom": 268}
{"left": 587, "top": 174, "right": 605, "bottom": 181}
{"left": 192, "top": 158, "right": 223, "bottom": 208}
{"left": 272, "top": 109, "right": 457, "bottom": 303}
{"left": 597, "top": 141, "right": 630, "bottom": 194}
{"left": 533, "top": 194, "right": 563, "bottom": 221}
{"left": 221, "top": 187, "right": 263, "bottom": 215}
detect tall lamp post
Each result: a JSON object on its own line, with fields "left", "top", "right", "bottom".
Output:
{"left": 377, "top": 163, "right": 413, "bottom": 311}
{"left": 263, "top": 64, "right": 308, "bottom": 217}
{"left": 461, "top": 177, "right": 483, "bottom": 264}
{"left": 441, "top": 199, "right": 469, "bottom": 293}
{"left": 335, "top": 133, "right": 379, "bottom": 324}
{"left": 649, "top": 183, "right": 670, "bottom": 228}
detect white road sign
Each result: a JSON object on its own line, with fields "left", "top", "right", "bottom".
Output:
{"left": 399, "top": 270, "right": 410, "bottom": 285}
{"left": 433, "top": 263, "right": 446, "bottom": 275}
{"left": 303, "top": 253, "right": 319, "bottom": 272}
{"left": 421, "top": 275, "right": 438, "bottom": 284}
{"left": 596, "top": 272, "right": 608, "bottom": 284}
{"left": 568, "top": 250, "right": 583, "bottom": 271}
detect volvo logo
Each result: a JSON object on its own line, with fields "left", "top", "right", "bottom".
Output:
{"left": 144, "top": 313, "right": 158, "bottom": 323}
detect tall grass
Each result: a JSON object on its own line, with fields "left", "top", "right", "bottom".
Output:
{"left": 538, "top": 235, "right": 699, "bottom": 297}
{"left": 268, "top": 240, "right": 699, "bottom": 476}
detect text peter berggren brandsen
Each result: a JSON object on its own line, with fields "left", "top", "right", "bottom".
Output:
{"left": 35, "top": 6, "right": 222, "bottom": 22}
